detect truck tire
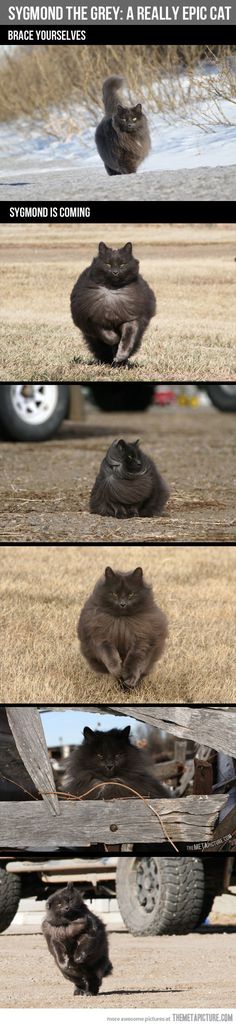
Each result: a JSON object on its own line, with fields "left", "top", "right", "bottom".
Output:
{"left": 0, "top": 384, "right": 69, "bottom": 441}
{"left": 116, "top": 857, "right": 205, "bottom": 935}
{"left": 0, "top": 868, "right": 21, "bottom": 932}
{"left": 204, "top": 384, "right": 236, "bottom": 412}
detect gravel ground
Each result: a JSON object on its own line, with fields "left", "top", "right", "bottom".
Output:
{"left": 0, "top": 928, "right": 235, "bottom": 1008}
{"left": 0, "top": 163, "right": 236, "bottom": 201}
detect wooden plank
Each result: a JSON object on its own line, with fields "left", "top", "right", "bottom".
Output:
{"left": 0, "top": 796, "right": 226, "bottom": 848}
{"left": 174, "top": 740, "right": 187, "bottom": 763}
{"left": 107, "top": 707, "right": 236, "bottom": 757}
{"left": 6, "top": 708, "right": 59, "bottom": 814}
{"left": 154, "top": 760, "right": 181, "bottom": 781}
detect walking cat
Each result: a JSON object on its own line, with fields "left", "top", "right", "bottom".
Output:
{"left": 95, "top": 75, "right": 150, "bottom": 175}
{"left": 70, "top": 241, "right": 156, "bottom": 365}
{"left": 78, "top": 565, "right": 168, "bottom": 690}
{"left": 42, "top": 884, "right": 112, "bottom": 996}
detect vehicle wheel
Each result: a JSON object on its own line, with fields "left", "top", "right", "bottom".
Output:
{"left": 0, "top": 384, "right": 69, "bottom": 441}
{"left": 89, "top": 383, "right": 155, "bottom": 412}
{"left": 116, "top": 857, "right": 205, "bottom": 935}
{"left": 0, "top": 868, "right": 21, "bottom": 932}
{"left": 205, "top": 384, "right": 236, "bottom": 412}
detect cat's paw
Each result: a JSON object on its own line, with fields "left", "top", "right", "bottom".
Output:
{"left": 120, "top": 674, "right": 139, "bottom": 690}
{"left": 112, "top": 356, "right": 128, "bottom": 367}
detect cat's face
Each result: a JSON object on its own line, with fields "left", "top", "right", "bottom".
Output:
{"left": 114, "top": 103, "right": 142, "bottom": 133}
{"left": 46, "top": 884, "right": 83, "bottom": 919}
{"left": 97, "top": 241, "right": 138, "bottom": 287}
{"left": 83, "top": 726, "right": 131, "bottom": 777}
{"left": 103, "top": 566, "right": 144, "bottom": 614}
{"left": 108, "top": 438, "right": 143, "bottom": 474}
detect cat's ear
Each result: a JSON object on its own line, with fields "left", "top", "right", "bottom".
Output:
{"left": 98, "top": 241, "right": 108, "bottom": 258}
{"left": 133, "top": 567, "right": 143, "bottom": 581}
{"left": 83, "top": 726, "right": 94, "bottom": 742}
{"left": 133, "top": 439, "right": 140, "bottom": 447}
{"left": 117, "top": 104, "right": 123, "bottom": 115}
{"left": 122, "top": 725, "right": 131, "bottom": 740}
{"left": 135, "top": 103, "right": 142, "bottom": 115}
{"left": 123, "top": 242, "right": 132, "bottom": 256}
{"left": 117, "top": 438, "right": 126, "bottom": 449}
{"left": 105, "top": 566, "right": 115, "bottom": 580}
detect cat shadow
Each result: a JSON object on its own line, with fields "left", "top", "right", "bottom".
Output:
{"left": 102, "top": 988, "right": 186, "bottom": 997}
{"left": 58, "top": 422, "right": 141, "bottom": 440}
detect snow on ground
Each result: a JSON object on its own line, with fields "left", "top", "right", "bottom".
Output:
{"left": 0, "top": 66, "right": 235, "bottom": 172}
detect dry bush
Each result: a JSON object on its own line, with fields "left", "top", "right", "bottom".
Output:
{"left": 0, "top": 45, "right": 235, "bottom": 135}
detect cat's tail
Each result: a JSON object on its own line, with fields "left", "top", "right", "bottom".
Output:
{"left": 102, "top": 75, "right": 124, "bottom": 114}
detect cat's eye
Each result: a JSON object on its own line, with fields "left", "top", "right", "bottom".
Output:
{"left": 128, "top": 454, "right": 133, "bottom": 460}
{"left": 112, "top": 591, "right": 117, "bottom": 597}
{"left": 128, "top": 592, "right": 134, "bottom": 598}
{"left": 97, "top": 753, "right": 103, "bottom": 760}
{"left": 133, "top": 117, "right": 137, "bottom": 122}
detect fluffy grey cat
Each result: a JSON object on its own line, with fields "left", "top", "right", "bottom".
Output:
{"left": 95, "top": 75, "right": 151, "bottom": 175}
{"left": 62, "top": 725, "right": 172, "bottom": 798}
{"left": 70, "top": 241, "right": 156, "bottom": 366}
{"left": 42, "top": 884, "right": 112, "bottom": 996}
{"left": 77, "top": 566, "right": 168, "bottom": 690}
{"left": 90, "top": 439, "right": 170, "bottom": 518}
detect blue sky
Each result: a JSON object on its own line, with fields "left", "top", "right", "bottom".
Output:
{"left": 41, "top": 709, "right": 136, "bottom": 746}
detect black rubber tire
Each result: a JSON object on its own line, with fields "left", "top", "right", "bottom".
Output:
{"left": 89, "top": 383, "right": 155, "bottom": 412}
{"left": 0, "top": 385, "right": 69, "bottom": 441}
{"left": 0, "top": 868, "right": 21, "bottom": 932}
{"left": 116, "top": 857, "right": 205, "bottom": 935}
{"left": 204, "top": 385, "right": 236, "bottom": 412}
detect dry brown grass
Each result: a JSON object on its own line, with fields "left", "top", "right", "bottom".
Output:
{"left": 1, "top": 545, "right": 235, "bottom": 705}
{"left": 0, "top": 45, "right": 235, "bottom": 131}
{"left": 0, "top": 222, "right": 235, "bottom": 381}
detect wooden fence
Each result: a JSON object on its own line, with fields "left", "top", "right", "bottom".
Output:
{"left": 0, "top": 705, "right": 234, "bottom": 852}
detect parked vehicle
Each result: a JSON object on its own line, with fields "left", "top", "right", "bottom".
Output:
{"left": 0, "top": 382, "right": 235, "bottom": 443}
{"left": 0, "top": 384, "right": 83, "bottom": 441}
{"left": 0, "top": 856, "right": 235, "bottom": 935}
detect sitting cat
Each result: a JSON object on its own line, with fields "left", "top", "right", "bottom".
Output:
{"left": 95, "top": 75, "right": 150, "bottom": 175}
{"left": 78, "top": 565, "right": 168, "bottom": 690}
{"left": 42, "top": 883, "right": 112, "bottom": 996}
{"left": 62, "top": 726, "right": 172, "bottom": 799}
{"left": 70, "top": 241, "right": 156, "bottom": 365}
{"left": 90, "top": 438, "right": 169, "bottom": 518}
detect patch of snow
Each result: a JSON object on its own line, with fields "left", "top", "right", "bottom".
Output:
{"left": 0, "top": 66, "right": 235, "bottom": 172}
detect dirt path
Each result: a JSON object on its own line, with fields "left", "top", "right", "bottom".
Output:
{"left": 0, "top": 405, "right": 235, "bottom": 543}
{"left": 1, "top": 222, "right": 235, "bottom": 381}
{"left": 0, "top": 929, "right": 235, "bottom": 1007}
{"left": 0, "top": 163, "right": 236, "bottom": 202}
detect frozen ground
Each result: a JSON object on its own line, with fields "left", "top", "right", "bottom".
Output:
{"left": 0, "top": 68, "right": 235, "bottom": 200}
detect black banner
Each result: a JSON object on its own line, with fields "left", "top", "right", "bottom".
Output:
{"left": 1, "top": 24, "right": 235, "bottom": 42}
{"left": 0, "top": 201, "right": 235, "bottom": 222}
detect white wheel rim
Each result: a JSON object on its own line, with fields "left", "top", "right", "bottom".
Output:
{"left": 9, "top": 385, "right": 59, "bottom": 425}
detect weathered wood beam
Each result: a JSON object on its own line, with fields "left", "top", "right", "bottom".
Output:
{"left": 106, "top": 707, "right": 236, "bottom": 757}
{"left": 0, "top": 796, "right": 226, "bottom": 848}
{"left": 6, "top": 707, "right": 59, "bottom": 814}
